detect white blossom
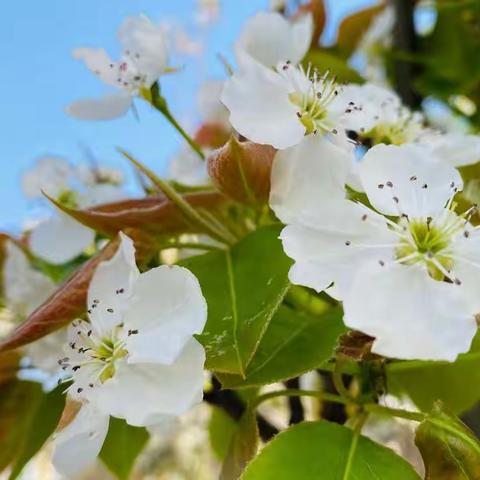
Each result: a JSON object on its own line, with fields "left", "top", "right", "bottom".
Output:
{"left": 53, "top": 233, "right": 206, "bottom": 476}
{"left": 222, "top": 61, "right": 347, "bottom": 149}
{"left": 272, "top": 142, "right": 479, "bottom": 360}
{"left": 235, "top": 11, "right": 312, "bottom": 68}
{"left": 67, "top": 15, "right": 169, "bottom": 121}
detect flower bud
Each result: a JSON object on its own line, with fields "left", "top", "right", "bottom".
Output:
{"left": 207, "top": 136, "right": 276, "bottom": 205}
{"left": 194, "top": 122, "right": 231, "bottom": 150}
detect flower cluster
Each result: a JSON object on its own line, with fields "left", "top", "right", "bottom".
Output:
{"left": 2, "top": 3, "right": 480, "bottom": 479}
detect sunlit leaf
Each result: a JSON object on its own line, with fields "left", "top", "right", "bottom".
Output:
{"left": 242, "top": 420, "right": 421, "bottom": 479}
{"left": 181, "top": 225, "right": 291, "bottom": 376}
{"left": 218, "top": 306, "right": 345, "bottom": 389}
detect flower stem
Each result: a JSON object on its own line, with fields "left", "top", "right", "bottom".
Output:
{"left": 144, "top": 84, "right": 205, "bottom": 161}
{"left": 363, "top": 403, "right": 425, "bottom": 423}
{"left": 119, "top": 149, "right": 236, "bottom": 245}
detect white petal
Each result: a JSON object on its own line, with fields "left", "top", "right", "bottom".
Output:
{"left": 52, "top": 403, "right": 109, "bottom": 478}
{"left": 169, "top": 146, "right": 210, "bottom": 186}
{"left": 236, "top": 12, "right": 312, "bottom": 67}
{"left": 359, "top": 143, "right": 462, "bottom": 218}
{"left": 124, "top": 265, "right": 207, "bottom": 365}
{"left": 88, "top": 232, "right": 140, "bottom": 335}
{"left": 419, "top": 131, "right": 480, "bottom": 168}
{"left": 221, "top": 59, "right": 305, "bottom": 149}
{"left": 73, "top": 47, "right": 119, "bottom": 87}
{"left": 78, "top": 184, "right": 127, "bottom": 208}
{"left": 21, "top": 156, "right": 72, "bottom": 199}
{"left": 343, "top": 263, "right": 476, "bottom": 361}
{"left": 270, "top": 135, "right": 352, "bottom": 225}
{"left": 118, "top": 15, "right": 168, "bottom": 85}
{"left": 94, "top": 339, "right": 205, "bottom": 425}
{"left": 30, "top": 213, "right": 95, "bottom": 265}
{"left": 67, "top": 93, "right": 132, "bottom": 121}
{"left": 3, "top": 241, "right": 56, "bottom": 317}
{"left": 280, "top": 202, "right": 397, "bottom": 297}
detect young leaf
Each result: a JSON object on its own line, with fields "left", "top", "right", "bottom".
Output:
{"left": 386, "top": 333, "right": 480, "bottom": 414}
{"left": 415, "top": 403, "right": 480, "bottom": 479}
{"left": 242, "top": 420, "right": 421, "bottom": 480}
{"left": 220, "top": 405, "right": 259, "bottom": 480}
{"left": 218, "top": 305, "right": 346, "bottom": 389}
{"left": 99, "top": 417, "right": 149, "bottom": 480}
{"left": 207, "top": 137, "right": 276, "bottom": 205}
{"left": 336, "top": 3, "right": 385, "bottom": 57}
{"left": 9, "top": 383, "right": 66, "bottom": 480}
{"left": 49, "top": 192, "right": 227, "bottom": 238}
{"left": 181, "top": 225, "right": 291, "bottom": 376}
{"left": 0, "top": 380, "right": 43, "bottom": 473}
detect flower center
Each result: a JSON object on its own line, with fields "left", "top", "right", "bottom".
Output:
{"left": 281, "top": 63, "right": 339, "bottom": 135}
{"left": 396, "top": 218, "right": 454, "bottom": 280}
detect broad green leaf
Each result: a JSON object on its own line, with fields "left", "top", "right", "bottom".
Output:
{"left": 220, "top": 406, "right": 259, "bottom": 480}
{"left": 303, "top": 49, "right": 364, "bottom": 84}
{"left": 209, "top": 406, "right": 239, "bottom": 461}
{"left": 386, "top": 333, "right": 480, "bottom": 414}
{"left": 0, "top": 380, "right": 43, "bottom": 473}
{"left": 181, "top": 225, "right": 291, "bottom": 376}
{"left": 9, "top": 383, "right": 66, "bottom": 480}
{"left": 242, "top": 420, "right": 421, "bottom": 480}
{"left": 99, "top": 417, "right": 149, "bottom": 480}
{"left": 218, "top": 306, "right": 345, "bottom": 389}
{"left": 415, "top": 403, "right": 480, "bottom": 479}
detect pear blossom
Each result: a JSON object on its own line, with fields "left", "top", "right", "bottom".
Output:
{"left": 337, "top": 83, "right": 480, "bottom": 168}
{"left": 53, "top": 233, "right": 206, "bottom": 477}
{"left": 272, "top": 142, "right": 479, "bottom": 360}
{"left": 28, "top": 163, "right": 126, "bottom": 265}
{"left": 236, "top": 11, "right": 313, "bottom": 68}
{"left": 67, "top": 15, "right": 169, "bottom": 121}
{"left": 169, "top": 146, "right": 210, "bottom": 186}
{"left": 2, "top": 241, "right": 65, "bottom": 373}
{"left": 21, "top": 156, "right": 72, "bottom": 199}
{"left": 222, "top": 60, "right": 347, "bottom": 149}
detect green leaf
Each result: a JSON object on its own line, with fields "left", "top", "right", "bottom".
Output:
{"left": 218, "top": 305, "right": 345, "bottom": 389}
{"left": 303, "top": 49, "right": 364, "bottom": 84}
{"left": 415, "top": 403, "right": 480, "bottom": 479}
{"left": 209, "top": 407, "right": 239, "bottom": 461}
{"left": 99, "top": 417, "right": 149, "bottom": 480}
{"left": 242, "top": 420, "right": 421, "bottom": 480}
{"left": 386, "top": 333, "right": 480, "bottom": 414}
{"left": 220, "top": 406, "right": 259, "bottom": 480}
{"left": 181, "top": 225, "right": 291, "bottom": 376}
{"left": 9, "top": 384, "right": 66, "bottom": 480}
{"left": 0, "top": 380, "right": 43, "bottom": 473}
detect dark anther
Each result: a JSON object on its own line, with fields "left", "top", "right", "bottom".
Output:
{"left": 410, "top": 176, "right": 417, "bottom": 181}
{"left": 345, "top": 240, "right": 351, "bottom": 246}
{"left": 107, "top": 308, "right": 114, "bottom": 313}
{"left": 422, "top": 184, "right": 428, "bottom": 189}
{"left": 378, "top": 184, "right": 384, "bottom": 189}
{"left": 77, "top": 388, "right": 83, "bottom": 393}
{"left": 386, "top": 181, "right": 393, "bottom": 188}
{"left": 128, "top": 329, "right": 139, "bottom": 336}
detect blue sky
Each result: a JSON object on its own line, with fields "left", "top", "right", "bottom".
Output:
{"left": 0, "top": 0, "right": 373, "bottom": 231}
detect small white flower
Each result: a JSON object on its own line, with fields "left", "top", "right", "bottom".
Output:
{"left": 21, "top": 156, "right": 72, "bottom": 199}
{"left": 222, "top": 61, "right": 345, "bottom": 149}
{"left": 53, "top": 233, "right": 206, "bottom": 476}
{"left": 3, "top": 241, "right": 65, "bottom": 373}
{"left": 197, "top": 79, "right": 229, "bottom": 127}
{"left": 76, "top": 164, "right": 124, "bottom": 187}
{"left": 273, "top": 143, "right": 479, "bottom": 361}
{"left": 67, "top": 15, "right": 169, "bottom": 121}
{"left": 236, "top": 11, "right": 312, "bottom": 68}
{"left": 29, "top": 166, "right": 127, "bottom": 265}
{"left": 169, "top": 146, "right": 210, "bottom": 186}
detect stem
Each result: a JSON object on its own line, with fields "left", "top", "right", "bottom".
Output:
{"left": 333, "top": 361, "right": 353, "bottom": 400}
{"left": 342, "top": 412, "right": 368, "bottom": 480}
{"left": 119, "top": 149, "right": 236, "bottom": 245}
{"left": 144, "top": 86, "right": 205, "bottom": 161}
{"left": 363, "top": 403, "right": 425, "bottom": 423}
{"left": 253, "top": 388, "right": 350, "bottom": 408}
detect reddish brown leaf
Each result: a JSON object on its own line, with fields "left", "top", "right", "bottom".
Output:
{"left": 207, "top": 137, "right": 276, "bottom": 205}
{"left": 337, "top": 3, "right": 385, "bottom": 57}
{"left": 295, "top": 0, "right": 326, "bottom": 47}
{"left": 48, "top": 192, "right": 228, "bottom": 238}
